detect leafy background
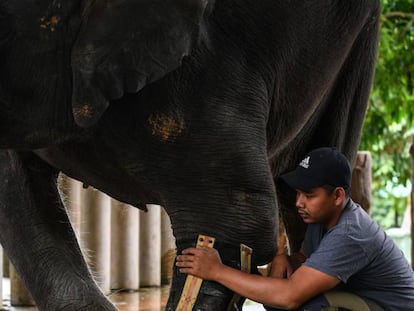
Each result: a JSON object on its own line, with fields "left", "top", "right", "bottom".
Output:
{"left": 361, "top": 0, "right": 414, "bottom": 228}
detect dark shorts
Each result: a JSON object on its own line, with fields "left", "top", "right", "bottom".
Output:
{"left": 264, "top": 290, "right": 385, "bottom": 311}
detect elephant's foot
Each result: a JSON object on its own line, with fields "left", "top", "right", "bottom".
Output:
{"left": 165, "top": 280, "right": 240, "bottom": 311}
{"left": 165, "top": 254, "right": 253, "bottom": 311}
{"left": 42, "top": 294, "right": 117, "bottom": 311}
{"left": 166, "top": 291, "right": 244, "bottom": 311}
{"left": 29, "top": 269, "right": 118, "bottom": 311}
{"left": 0, "top": 151, "right": 117, "bottom": 311}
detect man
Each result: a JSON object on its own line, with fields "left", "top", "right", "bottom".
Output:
{"left": 176, "top": 147, "right": 414, "bottom": 310}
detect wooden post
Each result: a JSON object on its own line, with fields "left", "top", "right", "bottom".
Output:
{"left": 80, "top": 187, "right": 112, "bottom": 294}
{"left": 111, "top": 200, "right": 140, "bottom": 291}
{"left": 0, "top": 246, "right": 2, "bottom": 305}
{"left": 10, "top": 264, "right": 35, "bottom": 306}
{"left": 161, "top": 207, "right": 176, "bottom": 285}
{"left": 139, "top": 204, "right": 161, "bottom": 287}
{"left": 410, "top": 138, "right": 414, "bottom": 268}
{"left": 351, "top": 151, "right": 372, "bottom": 214}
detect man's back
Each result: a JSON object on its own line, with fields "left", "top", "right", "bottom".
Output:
{"left": 302, "top": 200, "right": 414, "bottom": 311}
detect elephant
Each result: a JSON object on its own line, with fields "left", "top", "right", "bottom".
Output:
{"left": 0, "top": 0, "right": 380, "bottom": 310}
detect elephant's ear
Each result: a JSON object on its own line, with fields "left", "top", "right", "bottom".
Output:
{"left": 71, "top": 0, "right": 209, "bottom": 127}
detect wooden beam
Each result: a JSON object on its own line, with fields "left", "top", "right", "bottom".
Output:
{"left": 410, "top": 137, "right": 414, "bottom": 268}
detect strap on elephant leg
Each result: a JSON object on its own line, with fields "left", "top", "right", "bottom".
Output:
{"left": 176, "top": 234, "right": 216, "bottom": 311}
{"left": 227, "top": 244, "right": 253, "bottom": 311}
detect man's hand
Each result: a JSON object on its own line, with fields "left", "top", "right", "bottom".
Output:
{"left": 176, "top": 247, "right": 224, "bottom": 281}
{"left": 269, "top": 254, "right": 293, "bottom": 278}
{"left": 270, "top": 252, "right": 306, "bottom": 278}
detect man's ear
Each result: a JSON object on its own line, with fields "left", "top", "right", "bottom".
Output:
{"left": 71, "top": 0, "right": 210, "bottom": 127}
{"left": 333, "top": 187, "right": 347, "bottom": 205}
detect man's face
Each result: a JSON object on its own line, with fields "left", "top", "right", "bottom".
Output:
{"left": 295, "top": 187, "right": 338, "bottom": 227}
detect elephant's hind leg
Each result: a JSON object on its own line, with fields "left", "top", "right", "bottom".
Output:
{"left": 0, "top": 150, "right": 117, "bottom": 311}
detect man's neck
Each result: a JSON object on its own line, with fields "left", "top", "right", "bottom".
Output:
{"left": 324, "top": 198, "right": 350, "bottom": 231}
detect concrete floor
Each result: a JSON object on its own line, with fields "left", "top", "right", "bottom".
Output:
{"left": 1, "top": 278, "right": 266, "bottom": 311}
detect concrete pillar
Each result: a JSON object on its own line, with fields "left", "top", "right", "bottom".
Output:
{"left": 111, "top": 200, "right": 140, "bottom": 291}
{"left": 58, "top": 174, "right": 82, "bottom": 234}
{"left": 10, "top": 264, "right": 35, "bottom": 306}
{"left": 140, "top": 204, "right": 161, "bottom": 287}
{"left": 80, "top": 187, "right": 112, "bottom": 294}
{"left": 161, "top": 208, "right": 176, "bottom": 285}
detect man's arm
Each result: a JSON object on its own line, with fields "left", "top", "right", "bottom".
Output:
{"left": 176, "top": 247, "right": 340, "bottom": 309}
{"left": 269, "top": 251, "right": 306, "bottom": 278}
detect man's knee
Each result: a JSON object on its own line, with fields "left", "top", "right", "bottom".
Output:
{"left": 322, "top": 291, "right": 384, "bottom": 311}
{"left": 263, "top": 290, "right": 385, "bottom": 311}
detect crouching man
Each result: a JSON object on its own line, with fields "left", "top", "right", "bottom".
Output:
{"left": 176, "top": 147, "right": 414, "bottom": 311}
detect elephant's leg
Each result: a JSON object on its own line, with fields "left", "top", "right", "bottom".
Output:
{"left": 275, "top": 181, "right": 307, "bottom": 254}
{"left": 160, "top": 137, "right": 278, "bottom": 310}
{"left": 0, "top": 150, "right": 116, "bottom": 311}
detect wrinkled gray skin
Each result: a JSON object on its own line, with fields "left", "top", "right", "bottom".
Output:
{"left": 0, "top": 0, "right": 380, "bottom": 310}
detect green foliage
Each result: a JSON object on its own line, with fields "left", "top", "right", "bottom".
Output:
{"left": 360, "top": 0, "right": 414, "bottom": 228}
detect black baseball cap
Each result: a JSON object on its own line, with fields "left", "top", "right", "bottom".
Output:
{"left": 279, "top": 147, "right": 351, "bottom": 192}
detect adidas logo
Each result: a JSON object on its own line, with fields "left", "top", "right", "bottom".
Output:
{"left": 299, "top": 156, "right": 310, "bottom": 169}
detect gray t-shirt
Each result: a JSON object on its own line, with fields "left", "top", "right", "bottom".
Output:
{"left": 302, "top": 200, "right": 414, "bottom": 311}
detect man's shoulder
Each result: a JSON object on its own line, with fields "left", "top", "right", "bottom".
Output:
{"left": 332, "top": 200, "right": 392, "bottom": 256}
{"left": 343, "top": 199, "right": 367, "bottom": 217}
{"left": 330, "top": 200, "right": 382, "bottom": 244}
{"left": 338, "top": 200, "right": 375, "bottom": 229}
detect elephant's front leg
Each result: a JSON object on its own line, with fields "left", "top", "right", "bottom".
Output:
{"left": 0, "top": 150, "right": 117, "bottom": 311}
{"left": 160, "top": 132, "right": 278, "bottom": 310}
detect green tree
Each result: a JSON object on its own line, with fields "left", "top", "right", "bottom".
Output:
{"left": 360, "top": 0, "right": 414, "bottom": 228}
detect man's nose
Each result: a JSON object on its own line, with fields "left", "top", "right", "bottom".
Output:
{"left": 296, "top": 192, "right": 305, "bottom": 208}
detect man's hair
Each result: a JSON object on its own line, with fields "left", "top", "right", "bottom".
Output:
{"left": 322, "top": 184, "right": 350, "bottom": 197}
